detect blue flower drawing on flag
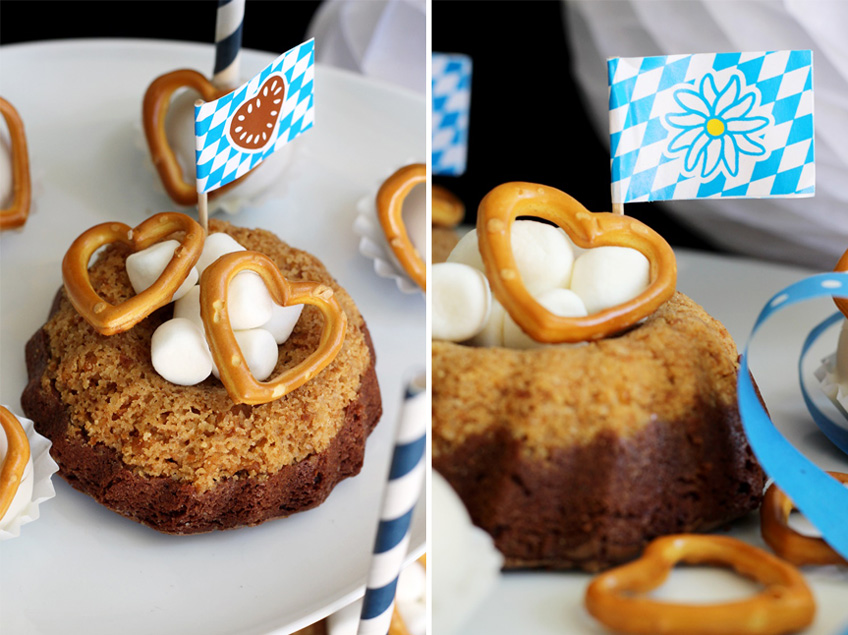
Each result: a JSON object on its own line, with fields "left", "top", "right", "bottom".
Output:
{"left": 664, "top": 72, "right": 772, "bottom": 178}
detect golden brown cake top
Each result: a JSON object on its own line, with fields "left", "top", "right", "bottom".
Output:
{"left": 432, "top": 292, "right": 739, "bottom": 458}
{"left": 40, "top": 220, "right": 371, "bottom": 492}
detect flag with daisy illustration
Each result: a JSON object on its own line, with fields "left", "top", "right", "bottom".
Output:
{"left": 608, "top": 50, "right": 814, "bottom": 204}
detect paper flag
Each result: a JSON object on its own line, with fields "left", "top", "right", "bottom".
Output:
{"left": 608, "top": 50, "right": 814, "bottom": 204}
{"left": 194, "top": 39, "right": 315, "bottom": 194}
{"left": 432, "top": 53, "right": 472, "bottom": 177}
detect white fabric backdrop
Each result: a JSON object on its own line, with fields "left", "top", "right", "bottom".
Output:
{"left": 565, "top": 0, "right": 848, "bottom": 269}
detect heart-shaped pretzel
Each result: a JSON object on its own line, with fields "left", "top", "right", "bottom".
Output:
{"left": 432, "top": 184, "right": 464, "bottom": 228}
{"left": 585, "top": 534, "right": 816, "bottom": 635}
{"left": 377, "top": 163, "right": 426, "bottom": 291}
{"left": 477, "top": 182, "right": 677, "bottom": 343}
{"left": 0, "top": 97, "right": 32, "bottom": 231}
{"left": 0, "top": 406, "right": 30, "bottom": 521}
{"left": 62, "top": 212, "right": 204, "bottom": 336}
{"left": 761, "top": 472, "right": 848, "bottom": 567}
{"left": 200, "top": 251, "right": 347, "bottom": 405}
{"left": 142, "top": 69, "right": 245, "bottom": 206}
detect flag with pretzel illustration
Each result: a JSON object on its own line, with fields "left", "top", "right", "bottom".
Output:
{"left": 194, "top": 38, "right": 315, "bottom": 194}
{"left": 608, "top": 50, "right": 814, "bottom": 204}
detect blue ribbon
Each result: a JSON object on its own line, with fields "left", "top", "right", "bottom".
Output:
{"left": 738, "top": 272, "right": 848, "bottom": 560}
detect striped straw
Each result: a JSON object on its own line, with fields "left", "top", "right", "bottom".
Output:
{"left": 358, "top": 373, "right": 427, "bottom": 635}
{"left": 212, "top": 0, "right": 245, "bottom": 90}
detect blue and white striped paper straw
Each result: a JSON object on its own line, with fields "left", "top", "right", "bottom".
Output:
{"left": 212, "top": 0, "right": 245, "bottom": 89}
{"left": 358, "top": 373, "right": 427, "bottom": 635}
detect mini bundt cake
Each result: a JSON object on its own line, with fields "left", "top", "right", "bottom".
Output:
{"left": 22, "top": 219, "right": 381, "bottom": 534}
{"left": 432, "top": 291, "right": 764, "bottom": 571}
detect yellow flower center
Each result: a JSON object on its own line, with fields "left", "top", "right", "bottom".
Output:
{"left": 706, "top": 118, "right": 725, "bottom": 137}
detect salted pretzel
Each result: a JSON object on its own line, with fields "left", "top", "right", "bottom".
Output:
{"left": 377, "top": 163, "right": 426, "bottom": 291}
{"left": 0, "top": 97, "right": 32, "bottom": 230}
{"left": 432, "top": 184, "right": 464, "bottom": 228}
{"left": 476, "top": 182, "right": 677, "bottom": 343}
{"left": 62, "top": 212, "right": 204, "bottom": 336}
{"left": 0, "top": 406, "right": 30, "bottom": 521}
{"left": 200, "top": 251, "right": 347, "bottom": 405}
{"left": 142, "top": 69, "right": 245, "bottom": 207}
{"left": 585, "top": 534, "right": 815, "bottom": 635}
{"left": 761, "top": 472, "right": 848, "bottom": 567}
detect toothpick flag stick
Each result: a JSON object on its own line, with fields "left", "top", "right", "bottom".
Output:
{"left": 358, "top": 373, "right": 427, "bottom": 635}
{"left": 213, "top": 0, "right": 245, "bottom": 90}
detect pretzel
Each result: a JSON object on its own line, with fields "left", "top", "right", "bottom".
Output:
{"left": 0, "top": 406, "right": 31, "bottom": 521}
{"left": 200, "top": 251, "right": 347, "bottom": 405}
{"left": 377, "top": 163, "right": 426, "bottom": 291}
{"left": 142, "top": 69, "right": 245, "bottom": 207}
{"left": 62, "top": 212, "right": 204, "bottom": 336}
{"left": 761, "top": 473, "right": 848, "bottom": 567}
{"left": 432, "top": 184, "right": 464, "bottom": 228}
{"left": 833, "top": 250, "right": 848, "bottom": 319}
{"left": 0, "top": 97, "right": 32, "bottom": 230}
{"left": 585, "top": 534, "right": 815, "bottom": 635}
{"left": 476, "top": 183, "right": 676, "bottom": 343}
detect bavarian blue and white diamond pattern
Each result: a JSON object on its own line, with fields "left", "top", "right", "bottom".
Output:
{"left": 194, "top": 39, "right": 315, "bottom": 194}
{"left": 432, "top": 53, "right": 472, "bottom": 176}
{"left": 608, "top": 50, "right": 814, "bottom": 204}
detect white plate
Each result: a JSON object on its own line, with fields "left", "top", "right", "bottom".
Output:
{"left": 0, "top": 40, "right": 425, "bottom": 635}
{"left": 455, "top": 249, "right": 848, "bottom": 634}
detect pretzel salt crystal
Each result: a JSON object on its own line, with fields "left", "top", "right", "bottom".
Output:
{"left": 761, "top": 472, "right": 848, "bottom": 567}
{"left": 142, "top": 69, "right": 243, "bottom": 207}
{"left": 0, "top": 406, "right": 30, "bottom": 521}
{"left": 200, "top": 251, "right": 347, "bottom": 405}
{"left": 0, "top": 97, "right": 32, "bottom": 231}
{"left": 62, "top": 212, "right": 204, "bottom": 336}
{"left": 477, "top": 182, "right": 676, "bottom": 343}
{"left": 585, "top": 534, "right": 815, "bottom": 635}
{"left": 432, "top": 184, "right": 464, "bottom": 228}
{"left": 377, "top": 163, "right": 427, "bottom": 291}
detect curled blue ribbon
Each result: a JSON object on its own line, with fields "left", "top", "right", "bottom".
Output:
{"left": 738, "top": 272, "right": 848, "bottom": 560}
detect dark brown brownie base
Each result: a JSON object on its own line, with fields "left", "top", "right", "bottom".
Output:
{"left": 434, "top": 399, "right": 765, "bottom": 573}
{"left": 22, "top": 313, "right": 382, "bottom": 535}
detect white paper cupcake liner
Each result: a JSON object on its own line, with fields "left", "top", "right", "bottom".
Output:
{"left": 1, "top": 407, "right": 59, "bottom": 540}
{"left": 353, "top": 164, "right": 424, "bottom": 295}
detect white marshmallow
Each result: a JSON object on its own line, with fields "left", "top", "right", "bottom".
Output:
{"left": 503, "top": 288, "right": 588, "bottom": 349}
{"left": 227, "top": 271, "right": 275, "bottom": 330}
{"left": 195, "top": 231, "right": 246, "bottom": 276}
{"left": 569, "top": 246, "right": 650, "bottom": 314}
{"left": 212, "top": 328, "right": 278, "bottom": 382}
{"left": 403, "top": 183, "right": 427, "bottom": 257}
{"left": 0, "top": 133, "right": 12, "bottom": 209}
{"left": 433, "top": 262, "right": 492, "bottom": 342}
{"left": 172, "top": 285, "right": 204, "bottom": 334}
{"left": 263, "top": 303, "right": 304, "bottom": 345}
{"left": 150, "top": 318, "right": 213, "bottom": 386}
{"left": 467, "top": 298, "right": 507, "bottom": 348}
{"left": 0, "top": 426, "right": 34, "bottom": 529}
{"left": 126, "top": 240, "right": 198, "bottom": 302}
{"left": 446, "top": 227, "right": 485, "bottom": 271}
{"left": 447, "top": 221, "right": 574, "bottom": 294}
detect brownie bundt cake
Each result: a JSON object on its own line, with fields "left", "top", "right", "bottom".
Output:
{"left": 22, "top": 219, "right": 381, "bottom": 534}
{"left": 433, "top": 292, "right": 764, "bottom": 571}
{"left": 432, "top": 182, "right": 764, "bottom": 572}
